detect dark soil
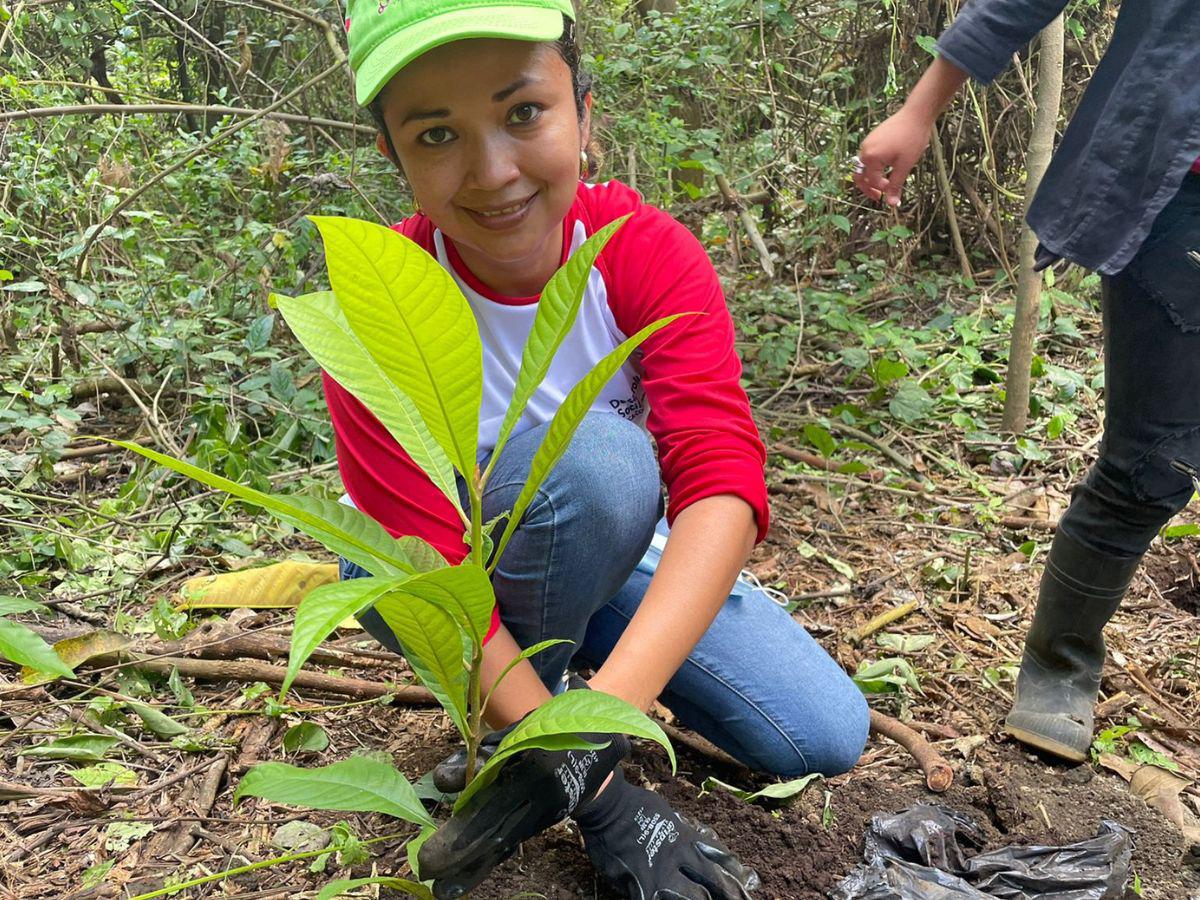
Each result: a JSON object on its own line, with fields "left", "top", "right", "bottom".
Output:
{"left": 1144, "top": 548, "right": 1200, "bottom": 617}
{"left": 391, "top": 727, "right": 1199, "bottom": 900}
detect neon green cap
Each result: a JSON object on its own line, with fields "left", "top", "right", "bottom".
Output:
{"left": 346, "top": 0, "right": 576, "bottom": 106}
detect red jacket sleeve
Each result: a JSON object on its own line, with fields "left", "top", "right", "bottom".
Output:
{"left": 588, "top": 184, "right": 770, "bottom": 542}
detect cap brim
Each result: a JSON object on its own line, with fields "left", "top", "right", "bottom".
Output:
{"left": 355, "top": 7, "right": 566, "bottom": 106}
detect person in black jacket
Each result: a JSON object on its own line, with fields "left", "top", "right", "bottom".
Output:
{"left": 853, "top": 0, "right": 1200, "bottom": 762}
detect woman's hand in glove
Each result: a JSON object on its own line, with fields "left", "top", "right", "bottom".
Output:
{"left": 418, "top": 724, "right": 630, "bottom": 899}
{"left": 574, "top": 768, "right": 759, "bottom": 900}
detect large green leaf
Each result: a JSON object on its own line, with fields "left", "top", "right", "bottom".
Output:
{"left": 274, "top": 291, "right": 463, "bottom": 521}
{"left": 234, "top": 757, "right": 434, "bottom": 827}
{"left": 0, "top": 618, "right": 74, "bottom": 678}
{"left": 389, "top": 563, "right": 495, "bottom": 648}
{"left": 488, "top": 216, "right": 630, "bottom": 470}
{"left": 491, "top": 314, "right": 691, "bottom": 568}
{"left": 318, "top": 877, "right": 434, "bottom": 900}
{"left": 455, "top": 690, "right": 675, "bottom": 809}
{"left": 374, "top": 594, "right": 469, "bottom": 738}
{"left": 310, "top": 216, "right": 482, "bottom": 480}
{"left": 110, "top": 440, "right": 443, "bottom": 578}
{"left": 283, "top": 575, "right": 413, "bottom": 696}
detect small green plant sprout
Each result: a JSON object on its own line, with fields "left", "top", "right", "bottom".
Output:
{"left": 110, "top": 214, "right": 677, "bottom": 877}
{"left": 1090, "top": 720, "right": 1180, "bottom": 772}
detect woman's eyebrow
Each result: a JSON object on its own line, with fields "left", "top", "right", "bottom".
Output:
{"left": 492, "top": 76, "right": 533, "bottom": 102}
{"left": 401, "top": 107, "right": 451, "bottom": 126}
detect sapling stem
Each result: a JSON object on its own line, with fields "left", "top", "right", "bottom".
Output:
{"left": 463, "top": 467, "right": 487, "bottom": 786}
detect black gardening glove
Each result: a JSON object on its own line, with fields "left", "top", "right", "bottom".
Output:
{"left": 430, "top": 724, "right": 509, "bottom": 793}
{"left": 418, "top": 714, "right": 630, "bottom": 898}
{"left": 429, "top": 674, "right": 595, "bottom": 793}
{"left": 574, "top": 768, "right": 760, "bottom": 900}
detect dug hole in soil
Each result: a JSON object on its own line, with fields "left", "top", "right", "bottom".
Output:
{"left": 393, "top": 728, "right": 1199, "bottom": 900}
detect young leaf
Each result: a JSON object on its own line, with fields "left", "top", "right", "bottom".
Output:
{"left": 283, "top": 722, "right": 330, "bottom": 753}
{"left": 491, "top": 314, "right": 691, "bottom": 568}
{"left": 457, "top": 690, "right": 675, "bottom": 809}
{"left": 234, "top": 757, "right": 434, "bottom": 827}
{"left": 407, "top": 823, "right": 438, "bottom": 882}
{"left": 309, "top": 216, "right": 483, "bottom": 480}
{"left": 274, "top": 291, "right": 463, "bottom": 520}
{"left": 374, "top": 594, "right": 470, "bottom": 738}
{"left": 484, "top": 639, "right": 571, "bottom": 712}
{"left": 284, "top": 575, "right": 414, "bottom": 696}
{"left": 19, "top": 735, "right": 118, "bottom": 761}
{"left": 125, "top": 701, "right": 189, "bottom": 738}
{"left": 0, "top": 596, "right": 49, "bottom": 616}
{"left": 701, "top": 773, "right": 822, "bottom": 805}
{"left": 0, "top": 618, "right": 74, "bottom": 678}
{"left": 318, "top": 877, "right": 434, "bottom": 900}
{"left": 489, "top": 215, "right": 631, "bottom": 469}
{"left": 109, "top": 439, "right": 440, "bottom": 578}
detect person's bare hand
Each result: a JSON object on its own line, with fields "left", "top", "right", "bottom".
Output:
{"left": 853, "top": 107, "right": 934, "bottom": 208}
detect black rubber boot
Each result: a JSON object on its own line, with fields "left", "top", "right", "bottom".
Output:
{"left": 1004, "top": 530, "right": 1142, "bottom": 762}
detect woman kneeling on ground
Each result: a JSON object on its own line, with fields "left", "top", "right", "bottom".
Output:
{"left": 330, "top": 1, "right": 870, "bottom": 896}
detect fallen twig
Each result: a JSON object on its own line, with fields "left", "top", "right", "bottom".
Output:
{"left": 869, "top": 708, "right": 954, "bottom": 792}
{"left": 716, "top": 174, "right": 774, "bottom": 278}
{"left": 658, "top": 721, "right": 752, "bottom": 775}
{"left": 107, "top": 654, "right": 437, "bottom": 704}
{"left": 999, "top": 515, "right": 1057, "bottom": 531}
{"left": 0, "top": 103, "right": 372, "bottom": 134}
{"left": 772, "top": 442, "right": 885, "bottom": 482}
{"left": 826, "top": 420, "right": 923, "bottom": 477}
{"left": 849, "top": 600, "right": 920, "bottom": 644}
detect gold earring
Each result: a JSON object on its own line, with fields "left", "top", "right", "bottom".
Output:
{"left": 413, "top": 197, "right": 421, "bottom": 214}
{"left": 580, "top": 149, "right": 589, "bottom": 174}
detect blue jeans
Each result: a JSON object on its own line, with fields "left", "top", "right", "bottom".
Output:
{"left": 341, "top": 412, "right": 868, "bottom": 777}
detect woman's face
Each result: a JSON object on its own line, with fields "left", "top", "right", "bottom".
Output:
{"left": 376, "top": 38, "right": 590, "bottom": 295}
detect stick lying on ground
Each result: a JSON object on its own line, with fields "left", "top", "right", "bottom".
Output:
{"left": 869, "top": 709, "right": 954, "bottom": 793}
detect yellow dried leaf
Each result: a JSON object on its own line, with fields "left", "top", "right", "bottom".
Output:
{"left": 177, "top": 561, "right": 339, "bottom": 610}
{"left": 21, "top": 630, "right": 132, "bottom": 684}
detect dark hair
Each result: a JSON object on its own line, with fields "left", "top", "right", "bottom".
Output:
{"left": 369, "top": 15, "right": 597, "bottom": 175}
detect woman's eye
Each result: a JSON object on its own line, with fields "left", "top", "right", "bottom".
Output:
{"left": 508, "top": 103, "right": 542, "bottom": 125}
{"left": 419, "top": 126, "right": 455, "bottom": 146}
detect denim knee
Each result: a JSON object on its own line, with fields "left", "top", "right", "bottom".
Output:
{"left": 520, "top": 413, "right": 660, "bottom": 537}
{"left": 798, "top": 683, "right": 870, "bottom": 776}
{"left": 745, "top": 678, "right": 869, "bottom": 778}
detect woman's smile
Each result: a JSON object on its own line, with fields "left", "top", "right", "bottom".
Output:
{"left": 461, "top": 191, "right": 538, "bottom": 230}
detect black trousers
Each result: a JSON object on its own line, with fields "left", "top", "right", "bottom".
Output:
{"left": 1059, "top": 171, "right": 1200, "bottom": 558}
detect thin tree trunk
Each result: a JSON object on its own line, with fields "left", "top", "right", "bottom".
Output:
{"left": 931, "top": 126, "right": 971, "bottom": 280}
{"left": 1002, "top": 16, "right": 1064, "bottom": 433}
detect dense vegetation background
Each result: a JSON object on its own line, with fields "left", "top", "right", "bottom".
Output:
{"left": 11, "top": 4, "right": 1200, "bottom": 899}
{"left": 2, "top": 0, "right": 1119, "bottom": 587}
